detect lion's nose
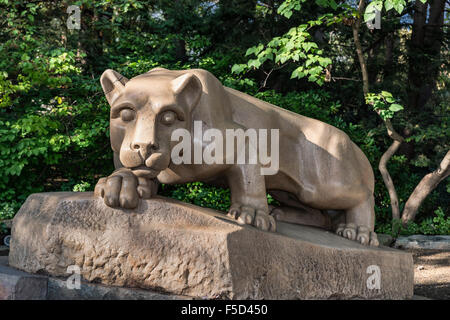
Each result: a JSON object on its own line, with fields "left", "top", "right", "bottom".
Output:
{"left": 132, "top": 141, "right": 159, "bottom": 155}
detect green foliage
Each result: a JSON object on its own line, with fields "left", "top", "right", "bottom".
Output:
{"left": 233, "top": 13, "right": 335, "bottom": 86}
{"left": 0, "top": 200, "right": 16, "bottom": 239}
{"left": 0, "top": 201, "right": 17, "bottom": 221}
{"left": 364, "top": 1, "right": 384, "bottom": 22}
{"left": 365, "top": 91, "right": 404, "bottom": 120}
{"left": 160, "top": 182, "right": 278, "bottom": 212}
{"left": 161, "top": 182, "right": 231, "bottom": 212}
{"left": 277, "top": 0, "right": 338, "bottom": 18}
{"left": 364, "top": 0, "right": 428, "bottom": 22}
{"left": 378, "top": 208, "right": 450, "bottom": 236}
{"left": 277, "top": 0, "right": 305, "bottom": 18}
{"left": 73, "top": 181, "right": 92, "bottom": 192}
{"left": 0, "top": 223, "right": 7, "bottom": 234}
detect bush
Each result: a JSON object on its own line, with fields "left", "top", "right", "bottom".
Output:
{"left": 377, "top": 208, "right": 450, "bottom": 237}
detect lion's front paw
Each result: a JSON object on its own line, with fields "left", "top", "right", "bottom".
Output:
{"left": 227, "top": 204, "right": 276, "bottom": 232}
{"left": 94, "top": 168, "right": 157, "bottom": 209}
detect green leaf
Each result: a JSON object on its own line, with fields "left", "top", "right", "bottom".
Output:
{"left": 231, "top": 64, "right": 246, "bottom": 74}
{"left": 245, "top": 47, "right": 256, "bottom": 56}
{"left": 385, "top": 97, "right": 395, "bottom": 103}
{"left": 364, "top": 0, "right": 383, "bottom": 22}
{"left": 291, "top": 66, "right": 305, "bottom": 79}
{"left": 247, "top": 59, "right": 262, "bottom": 69}
{"left": 329, "top": 0, "right": 338, "bottom": 10}
{"left": 319, "top": 57, "right": 332, "bottom": 67}
{"left": 389, "top": 104, "right": 404, "bottom": 112}
{"left": 384, "top": 1, "right": 394, "bottom": 11}
{"left": 364, "top": 11, "right": 376, "bottom": 22}
{"left": 393, "top": 0, "right": 405, "bottom": 13}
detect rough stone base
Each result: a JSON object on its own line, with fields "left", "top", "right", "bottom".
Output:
{"left": 0, "top": 256, "right": 188, "bottom": 300}
{"left": 9, "top": 192, "right": 414, "bottom": 299}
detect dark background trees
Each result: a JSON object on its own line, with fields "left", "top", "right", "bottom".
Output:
{"left": 0, "top": 0, "right": 448, "bottom": 235}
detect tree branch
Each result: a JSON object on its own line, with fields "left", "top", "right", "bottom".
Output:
{"left": 378, "top": 140, "right": 403, "bottom": 220}
{"left": 401, "top": 150, "right": 450, "bottom": 225}
{"left": 376, "top": 117, "right": 404, "bottom": 220}
{"left": 352, "top": 0, "right": 369, "bottom": 96}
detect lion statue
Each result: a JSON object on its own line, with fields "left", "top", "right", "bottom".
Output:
{"left": 94, "top": 67, "right": 379, "bottom": 246}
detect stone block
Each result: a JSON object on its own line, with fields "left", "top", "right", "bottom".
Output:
{"left": 9, "top": 192, "right": 414, "bottom": 299}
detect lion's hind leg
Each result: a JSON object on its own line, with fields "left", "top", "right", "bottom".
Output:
{"left": 336, "top": 195, "right": 379, "bottom": 246}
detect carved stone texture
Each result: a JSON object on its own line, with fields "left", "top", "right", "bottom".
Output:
{"left": 9, "top": 192, "right": 413, "bottom": 299}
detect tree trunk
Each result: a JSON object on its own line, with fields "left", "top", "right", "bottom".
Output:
{"left": 401, "top": 150, "right": 450, "bottom": 225}
{"left": 378, "top": 143, "right": 401, "bottom": 218}
{"left": 408, "top": 0, "right": 428, "bottom": 111}
{"left": 352, "top": 0, "right": 369, "bottom": 95}
{"left": 408, "top": 0, "right": 445, "bottom": 111}
{"left": 377, "top": 119, "right": 404, "bottom": 220}
{"left": 383, "top": 33, "right": 394, "bottom": 80}
{"left": 352, "top": 0, "right": 405, "bottom": 222}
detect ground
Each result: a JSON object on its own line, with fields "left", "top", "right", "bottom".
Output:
{"left": 409, "top": 248, "right": 450, "bottom": 300}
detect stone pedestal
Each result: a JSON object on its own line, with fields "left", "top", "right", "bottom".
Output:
{"left": 9, "top": 192, "right": 414, "bottom": 299}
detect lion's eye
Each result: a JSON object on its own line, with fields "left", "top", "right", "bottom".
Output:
{"left": 120, "top": 108, "right": 135, "bottom": 122}
{"left": 160, "top": 111, "right": 176, "bottom": 126}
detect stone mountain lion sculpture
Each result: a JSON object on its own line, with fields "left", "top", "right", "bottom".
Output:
{"left": 94, "top": 67, "right": 379, "bottom": 246}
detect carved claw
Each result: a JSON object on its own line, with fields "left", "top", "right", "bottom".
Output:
{"left": 335, "top": 223, "right": 379, "bottom": 247}
{"left": 369, "top": 231, "right": 379, "bottom": 247}
{"left": 335, "top": 223, "right": 346, "bottom": 236}
{"left": 255, "top": 210, "right": 276, "bottom": 232}
{"left": 227, "top": 203, "right": 241, "bottom": 219}
{"left": 227, "top": 204, "right": 276, "bottom": 232}
{"left": 356, "top": 226, "right": 370, "bottom": 245}
{"left": 237, "top": 206, "right": 256, "bottom": 225}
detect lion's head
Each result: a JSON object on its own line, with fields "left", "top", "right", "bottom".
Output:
{"left": 100, "top": 68, "right": 202, "bottom": 179}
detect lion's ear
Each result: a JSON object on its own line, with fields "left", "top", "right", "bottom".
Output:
{"left": 171, "top": 73, "right": 202, "bottom": 111}
{"left": 100, "top": 69, "right": 129, "bottom": 105}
